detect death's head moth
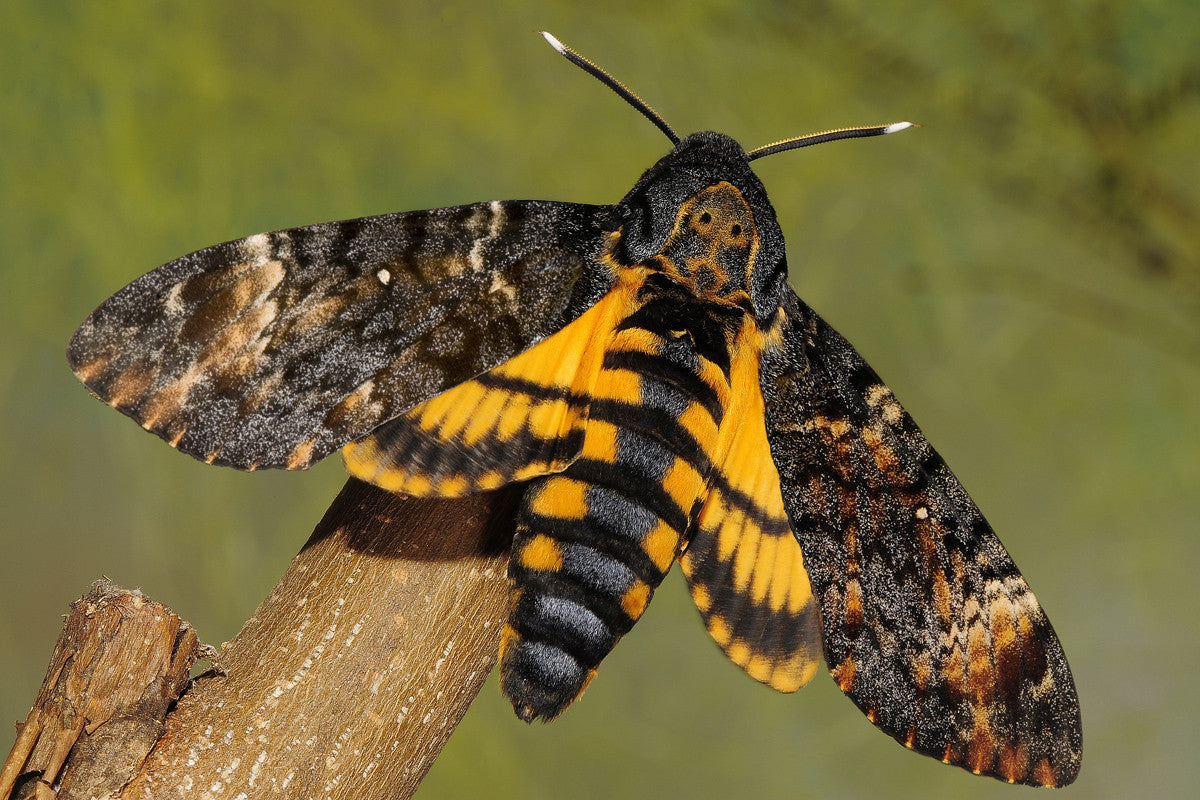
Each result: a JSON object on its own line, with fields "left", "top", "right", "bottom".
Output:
{"left": 67, "top": 32, "right": 1082, "bottom": 787}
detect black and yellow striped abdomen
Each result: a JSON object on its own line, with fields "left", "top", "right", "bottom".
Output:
{"left": 501, "top": 297, "right": 732, "bottom": 721}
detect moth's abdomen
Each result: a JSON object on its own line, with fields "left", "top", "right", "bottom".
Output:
{"left": 500, "top": 319, "right": 730, "bottom": 721}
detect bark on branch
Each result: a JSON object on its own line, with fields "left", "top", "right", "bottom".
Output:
{"left": 4, "top": 479, "right": 517, "bottom": 799}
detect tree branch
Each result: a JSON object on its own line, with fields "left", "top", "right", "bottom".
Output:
{"left": 1, "top": 583, "right": 201, "bottom": 800}
{"left": 5, "top": 479, "right": 518, "bottom": 799}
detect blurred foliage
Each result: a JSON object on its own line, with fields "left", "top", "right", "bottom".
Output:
{"left": 2, "top": 1, "right": 1198, "bottom": 798}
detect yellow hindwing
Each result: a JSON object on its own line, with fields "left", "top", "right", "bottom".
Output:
{"left": 680, "top": 322, "right": 821, "bottom": 692}
{"left": 343, "top": 275, "right": 642, "bottom": 497}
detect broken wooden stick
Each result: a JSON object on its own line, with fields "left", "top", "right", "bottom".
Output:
{"left": 4, "top": 479, "right": 517, "bottom": 799}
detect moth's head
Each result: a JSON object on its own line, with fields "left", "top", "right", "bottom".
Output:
{"left": 541, "top": 31, "right": 913, "bottom": 319}
{"left": 611, "top": 131, "right": 789, "bottom": 317}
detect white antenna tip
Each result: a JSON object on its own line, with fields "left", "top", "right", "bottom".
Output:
{"left": 540, "top": 31, "right": 567, "bottom": 54}
{"left": 883, "top": 121, "right": 916, "bottom": 135}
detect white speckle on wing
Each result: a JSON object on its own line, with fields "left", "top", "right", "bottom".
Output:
{"left": 467, "top": 200, "right": 507, "bottom": 273}
{"left": 241, "top": 232, "right": 273, "bottom": 264}
{"left": 164, "top": 282, "right": 185, "bottom": 314}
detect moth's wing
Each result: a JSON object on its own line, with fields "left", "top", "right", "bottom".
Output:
{"left": 68, "top": 201, "right": 614, "bottom": 470}
{"left": 761, "top": 290, "right": 1081, "bottom": 787}
{"left": 343, "top": 275, "right": 642, "bottom": 496}
{"left": 680, "top": 335, "right": 821, "bottom": 693}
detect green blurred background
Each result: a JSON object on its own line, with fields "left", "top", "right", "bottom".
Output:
{"left": 4, "top": 1, "right": 1198, "bottom": 797}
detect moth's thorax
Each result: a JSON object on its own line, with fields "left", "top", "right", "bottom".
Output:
{"left": 606, "top": 181, "right": 759, "bottom": 314}
{"left": 611, "top": 132, "right": 788, "bottom": 321}
{"left": 647, "top": 181, "right": 758, "bottom": 308}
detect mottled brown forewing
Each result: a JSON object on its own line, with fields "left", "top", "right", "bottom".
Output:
{"left": 760, "top": 290, "right": 1082, "bottom": 787}
{"left": 67, "top": 201, "right": 613, "bottom": 470}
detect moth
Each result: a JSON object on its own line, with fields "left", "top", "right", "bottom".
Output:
{"left": 67, "top": 32, "right": 1081, "bottom": 787}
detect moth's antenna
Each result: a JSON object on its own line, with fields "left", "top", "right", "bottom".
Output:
{"left": 748, "top": 122, "right": 916, "bottom": 161}
{"left": 540, "top": 31, "right": 680, "bottom": 145}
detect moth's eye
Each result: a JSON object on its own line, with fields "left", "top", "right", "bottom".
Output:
{"left": 730, "top": 224, "right": 741, "bottom": 237}
{"left": 698, "top": 211, "right": 712, "bottom": 225}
